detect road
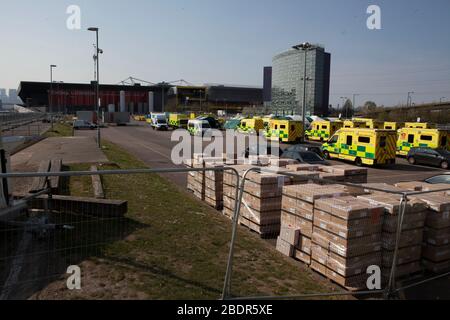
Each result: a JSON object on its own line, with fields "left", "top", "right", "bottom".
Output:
{"left": 77, "top": 121, "right": 446, "bottom": 187}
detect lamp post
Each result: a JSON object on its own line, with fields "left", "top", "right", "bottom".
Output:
{"left": 352, "top": 94, "right": 360, "bottom": 110}
{"left": 292, "top": 42, "right": 312, "bottom": 141}
{"left": 50, "top": 64, "right": 57, "bottom": 130}
{"left": 88, "top": 27, "right": 101, "bottom": 148}
{"left": 407, "top": 91, "right": 414, "bottom": 107}
{"left": 340, "top": 96, "right": 349, "bottom": 118}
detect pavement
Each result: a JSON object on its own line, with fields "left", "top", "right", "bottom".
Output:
{"left": 11, "top": 136, "right": 108, "bottom": 170}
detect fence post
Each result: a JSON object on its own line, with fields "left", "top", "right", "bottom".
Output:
{"left": 222, "top": 167, "right": 260, "bottom": 300}
{"left": 385, "top": 193, "right": 408, "bottom": 299}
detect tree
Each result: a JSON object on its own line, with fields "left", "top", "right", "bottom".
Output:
{"left": 342, "top": 99, "right": 354, "bottom": 118}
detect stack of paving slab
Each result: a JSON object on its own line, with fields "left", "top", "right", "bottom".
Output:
{"left": 317, "top": 165, "right": 369, "bottom": 184}
{"left": 359, "top": 183, "right": 428, "bottom": 282}
{"left": 222, "top": 161, "right": 319, "bottom": 237}
{"left": 279, "top": 184, "right": 356, "bottom": 265}
{"left": 311, "top": 196, "right": 385, "bottom": 290}
{"left": 394, "top": 181, "right": 450, "bottom": 274}
{"left": 185, "top": 154, "right": 226, "bottom": 209}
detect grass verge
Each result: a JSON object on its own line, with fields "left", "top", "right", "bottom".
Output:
{"left": 43, "top": 123, "right": 73, "bottom": 138}
{"left": 34, "top": 139, "right": 345, "bottom": 300}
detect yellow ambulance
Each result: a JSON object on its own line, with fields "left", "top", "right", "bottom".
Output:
{"left": 404, "top": 122, "right": 437, "bottom": 129}
{"left": 306, "top": 120, "right": 343, "bottom": 142}
{"left": 266, "top": 118, "right": 303, "bottom": 143}
{"left": 322, "top": 128, "right": 397, "bottom": 166}
{"left": 397, "top": 128, "right": 449, "bottom": 156}
{"left": 384, "top": 122, "right": 404, "bottom": 130}
{"left": 237, "top": 118, "right": 265, "bottom": 134}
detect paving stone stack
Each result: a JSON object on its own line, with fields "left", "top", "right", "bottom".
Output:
{"left": 204, "top": 162, "right": 225, "bottom": 210}
{"left": 320, "top": 165, "right": 369, "bottom": 184}
{"left": 420, "top": 193, "right": 450, "bottom": 273}
{"left": 223, "top": 166, "right": 317, "bottom": 237}
{"left": 310, "top": 196, "right": 385, "bottom": 290}
{"left": 357, "top": 192, "right": 427, "bottom": 282}
{"left": 185, "top": 155, "right": 225, "bottom": 207}
{"left": 279, "top": 184, "right": 365, "bottom": 266}
{"left": 185, "top": 158, "right": 206, "bottom": 201}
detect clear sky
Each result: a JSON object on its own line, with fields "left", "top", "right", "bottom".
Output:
{"left": 1, "top": 0, "right": 449, "bottom": 107}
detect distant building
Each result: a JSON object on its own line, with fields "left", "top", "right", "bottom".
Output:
{"left": 8, "top": 89, "right": 19, "bottom": 104}
{"left": 166, "top": 84, "right": 263, "bottom": 114}
{"left": 263, "top": 67, "right": 272, "bottom": 107}
{"left": 18, "top": 81, "right": 171, "bottom": 114}
{"left": 271, "top": 43, "right": 330, "bottom": 117}
{"left": 0, "top": 89, "right": 7, "bottom": 103}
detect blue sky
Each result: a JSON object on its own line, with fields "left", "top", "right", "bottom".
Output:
{"left": 1, "top": 0, "right": 449, "bottom": 107}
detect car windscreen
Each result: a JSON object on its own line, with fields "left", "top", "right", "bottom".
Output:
{"left": 300, "top": 152, "right": 323, "bottom": 162}
{"left": 426, "top": 175, "right": 450, "bottom": 184}
{"left": 157, "top": 120, "right": 166, "bottom": 124}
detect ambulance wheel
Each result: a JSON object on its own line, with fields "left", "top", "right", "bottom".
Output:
{"left": 323, "top": 151, "right": 330, "bottom": 160}
{"left": 355, "top": 158, "right": 363, "bottom": 167}
{"left": 408, "top": 157, "right": 416, "bottom": 165}
{"left": 441, "top": 161, "right": 449, "bottom": 170}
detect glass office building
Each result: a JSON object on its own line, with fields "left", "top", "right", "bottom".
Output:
{"left": 271, "top": 44, "right": 330, "bottom": 117}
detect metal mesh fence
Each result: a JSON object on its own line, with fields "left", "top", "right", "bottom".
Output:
{"left": 0, "top": 166, "right": 449, "bottom": 300}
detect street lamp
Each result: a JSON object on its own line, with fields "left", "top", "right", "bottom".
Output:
{"left": 49, "top": 65, "right": 57, "bottom": 130}
{"left": 50, "top": 65, "right": 57, "bottom": 114}
{"left": 292, "top": 42, "right": 312, "bottom": 141}
{"left": 88, "top": 27, "right": 101, "bottom": 148}
{"left": 352, "top": 94, "right": 360, "bottom": 110}
{"left": 340, "top": 96, "right": 349, "bottom": 118}
{"left": 407, "top": 91, "right": 414, "bottom": 107}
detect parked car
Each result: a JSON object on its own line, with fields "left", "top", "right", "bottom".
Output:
{"left": 243, "top": 144, "right": 282, "bottom": 158}
{"left": 407, "top": 148, "right": 449, "bottom": 169}
{"left": 281, "top": 150, "right": 329, "bottom": 165}
{"left": 283, "top": 144, "right": 324, "bottom": 158}
{"left": 424, "top": 173, "right": 450, "bottom": 184}
{"left": 73, "top": 120, "right": 96, "bottom": 130}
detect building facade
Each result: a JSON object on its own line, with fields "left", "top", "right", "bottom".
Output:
{"left": 271, "top": 44, "right": 330, "bottom": 117}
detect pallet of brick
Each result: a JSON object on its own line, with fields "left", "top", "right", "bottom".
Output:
{"left": 223, "top": 168, "right": 318, "bottom": 237}
{"left": 286, "top": 164, "right": 322, "bottom": 172}
{"left": 184, "top": 158, "right": 206, "bottom": 200}
{"left": 410, "top": 192, "right": 450, "bottom": 273}
{"left": 357, "top": 192, "right": 427, "bottom": 280}
{"left": 395, "top": 181, "right": 450, "bottom": 196}
{"left": 281, "top": 184, "right": 361, "bottom": 266}
{"left": 204, "top": 163, "right": 225, "bottom": 210}
{"left": 269, "top": 158, "right": 299, "bottom": 168}
{"left": 310, "top": 196, "right": 384, "bottom": 290}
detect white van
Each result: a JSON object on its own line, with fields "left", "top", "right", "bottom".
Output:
{"left": 149, "top": 113, "right": 168, "bottom": 131}
{"left": 187, "top": 119, "right": 211, "bottom": 136}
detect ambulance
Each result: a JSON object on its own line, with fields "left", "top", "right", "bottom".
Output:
{"left": 169, "top": 113, "right": 189, "bottom": 129}
{"left": 306, "top": 120, "right": 343, "bottom": 142}
{"left": 237, "top": 118, "right": 265, "bottom": 135}
{"left": 343, "top": 120, "right": 369, "bottom": 129}
{"left": 353, "top": 118, "right": 385, "bottom": 129}
{"left": 404, "top": 122, "right": 437, "bottom": 129}
{"left": 384, "top": 122, "right": 404, "bottom": 130}
{"left": 322, "top": 128, "right": 397, "bottom": 166}
{"left": 396, "top": 128, "right": 449, "bottom": 156}
{"left": 266, "top": 118, "right": 303, "bottom": 143}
